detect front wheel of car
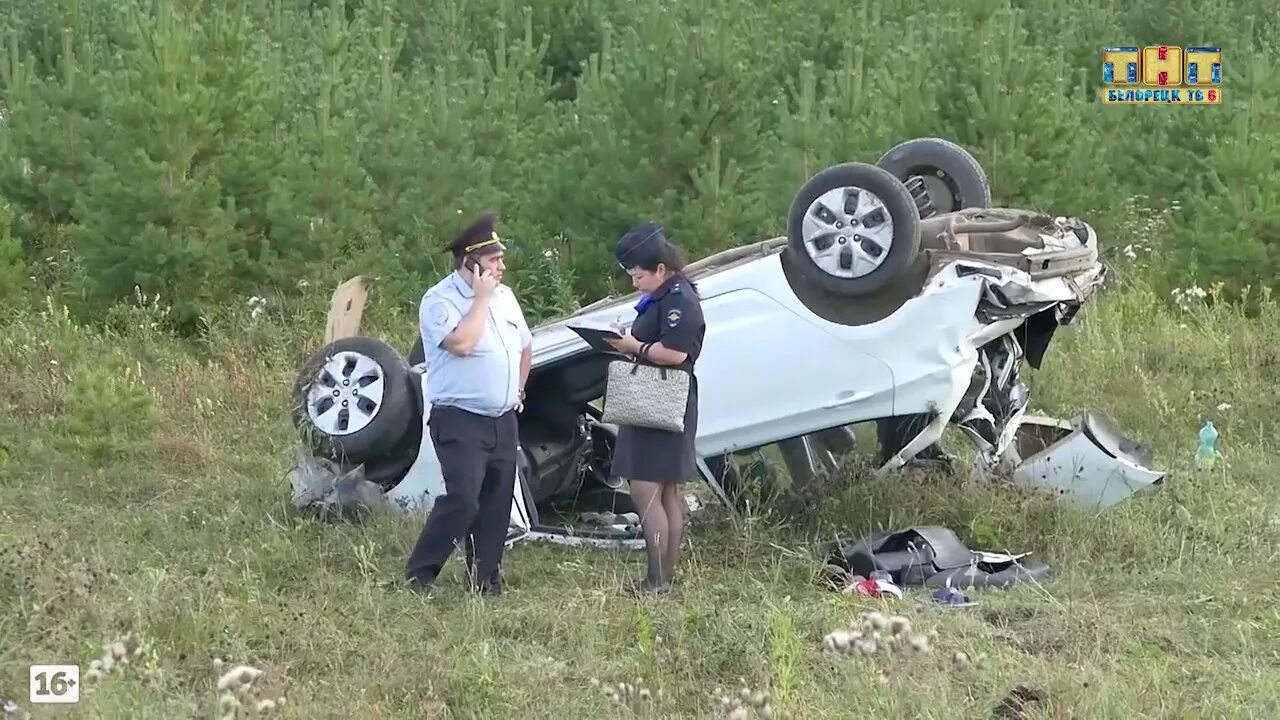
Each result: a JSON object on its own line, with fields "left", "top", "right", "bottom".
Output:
{"left": 291, "top": 335, "right": 416, "bottom": 465}
{"left": 786, "top": 162, "right": 923, "bottom": 298}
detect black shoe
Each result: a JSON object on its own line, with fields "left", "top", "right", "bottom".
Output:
{"left": 624, "top": 578, "right": 673, "bottom": 597}
{"left": 469, "top": 573, "right": 503, "bottom": 596}
{"left": 405, "top": 578, "right": 435, "bottom": 598}
{"left": 463, "top": 559, "right": 503, "bottom": 595}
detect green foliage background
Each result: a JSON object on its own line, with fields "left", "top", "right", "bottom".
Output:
{"left": 1, "top": 0, "right": 1276, "bottom": 332}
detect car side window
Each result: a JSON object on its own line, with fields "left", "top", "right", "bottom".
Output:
{"left": 707, "top": 424, "right": 863, "bottom": 497}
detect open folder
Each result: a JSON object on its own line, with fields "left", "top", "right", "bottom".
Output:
{"left": 567, "top": 320, "right": 625, "bottom": 353}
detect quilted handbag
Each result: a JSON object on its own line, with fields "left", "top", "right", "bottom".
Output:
{"left": 600, "top": 357, "right": 691, "bottom": 433}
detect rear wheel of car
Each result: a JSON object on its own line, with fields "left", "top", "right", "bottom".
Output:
{"left": 876, "top": 137, "right": 992, "bottom": 215}
{"left": 902, "top": 176, "right": 938, "bottom": 219}
{"left": 786, "top": 162, "right": 923, "bottom": 298}
{"left": 292, "top": 336, "right": 416, "bottom": 464}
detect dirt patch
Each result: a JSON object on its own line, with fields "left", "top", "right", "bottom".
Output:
{"left": 992, "top": 684, "right": 1049, "bottom": 718}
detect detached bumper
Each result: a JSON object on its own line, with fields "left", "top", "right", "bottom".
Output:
{"left": 1009, "top": 411, "right": 1165, "bottom": 510}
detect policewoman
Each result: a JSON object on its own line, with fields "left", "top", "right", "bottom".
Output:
{"left": 405, "top": 212, "right": 533, "bottom": 597}
{"left": 605, "top": 223, "right": 707, "bottom": 595}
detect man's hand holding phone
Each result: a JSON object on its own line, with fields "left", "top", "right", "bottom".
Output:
{"left": 468, "top": 260, "right": 499, "bottom": 300}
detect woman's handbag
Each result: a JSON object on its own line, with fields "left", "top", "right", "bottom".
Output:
{"left": 600, "top": 356, "right": 691, "bottom": 433}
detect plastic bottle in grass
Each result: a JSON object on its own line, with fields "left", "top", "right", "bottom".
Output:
{"left": 1195, "top": 420, "right": 1218, "bottom": 470}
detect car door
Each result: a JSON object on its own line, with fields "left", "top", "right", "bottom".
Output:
{"left": 693, "top": 287, "right": 896, "bottom": 456}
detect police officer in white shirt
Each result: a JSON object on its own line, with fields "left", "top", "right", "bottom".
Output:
{"left": 405, "top": 212, "right": 532, "bottom": 597}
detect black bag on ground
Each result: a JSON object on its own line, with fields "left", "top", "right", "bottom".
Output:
{"left": 822, "top": 525, "right": 1051, "bottom": 591}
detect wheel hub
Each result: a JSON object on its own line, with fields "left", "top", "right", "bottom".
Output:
{"left": 801, "top": 186, "right": 895, "bottom": 279}
{"left": 305, "top": 351, "right": 386, "bottom": 436}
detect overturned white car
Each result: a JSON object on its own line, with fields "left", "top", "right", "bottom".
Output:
{"left": 287, "top": 138, "right": 1165, "bottom": 548}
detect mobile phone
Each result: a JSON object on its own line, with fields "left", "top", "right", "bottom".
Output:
{"left": 464, "top": 257, "right": 482, "bottom": 275}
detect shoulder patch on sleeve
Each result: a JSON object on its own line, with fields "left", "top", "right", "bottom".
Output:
{"left": 666, "top": 308, "right": 682, "bottom": 327}
{"left": 427, "top": 301, "right": 451, "bottom": 327}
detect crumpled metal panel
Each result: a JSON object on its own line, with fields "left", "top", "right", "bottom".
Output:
{"left": 286, "top": 445, "right": 388, "bottom": 521}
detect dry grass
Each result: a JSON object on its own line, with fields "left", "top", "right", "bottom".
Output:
{"left": 1, "top": 277, "right": 1279, "bottom": 719}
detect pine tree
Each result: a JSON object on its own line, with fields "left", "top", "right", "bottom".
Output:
{"left": 1165, "top": 41, "right": 1280, "bottom": 298}
{"left": 0, "top": 24, "right": 102, "bottom": 226}
{"left": 262, "top": 0, "right": 382, "bottom": 295}
{"left": 0, "top": 199, "right": 31, "bottom": 312}
{"left": 70, "top": 1, "right": 244, "bottom": 327}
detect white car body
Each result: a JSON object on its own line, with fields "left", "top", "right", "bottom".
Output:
{"left": 290, "top": 144, "right": 1166, "bottom": 548}
{"left": 368, "top": 215, "right": 1162, "bottom": 549}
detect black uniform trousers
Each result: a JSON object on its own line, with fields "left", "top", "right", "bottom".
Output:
{"left": 405, "top": 405, "right": 518, "bottom": 591}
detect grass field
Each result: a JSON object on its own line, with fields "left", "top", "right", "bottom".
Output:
{"left": 2, "top": 273, "right": 1279, "bottom": 719}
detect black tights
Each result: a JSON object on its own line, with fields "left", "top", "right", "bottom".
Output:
{"left": 629, "top": 480, "right": 686, "bottom": 589}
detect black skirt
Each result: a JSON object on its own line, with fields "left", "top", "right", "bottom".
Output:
{"left": 610, "top": 378, "right": 699, "bottom": 484}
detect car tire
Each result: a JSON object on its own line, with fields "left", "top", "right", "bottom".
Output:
{"left": 408, "top": 336, "right": 425, "bottom": 367}
{"left": 292, "top": 335, "right": 416, "bottom": 465}
{"left": 786, "top": 162, "right": 923, "bottom": 298}
{"left": 361, "top": 368, "right": 426, "bottom": 492}
{"left": 876, "top": 137, "right": 992, "bottom": 214}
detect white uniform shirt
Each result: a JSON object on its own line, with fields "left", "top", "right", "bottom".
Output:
{"left": 418, "top": 271, "right": 532, "bottom": 417}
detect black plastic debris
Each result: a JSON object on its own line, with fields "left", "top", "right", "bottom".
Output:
{"left": 822, "top": 525, "right": 1051, "bottom": 591}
